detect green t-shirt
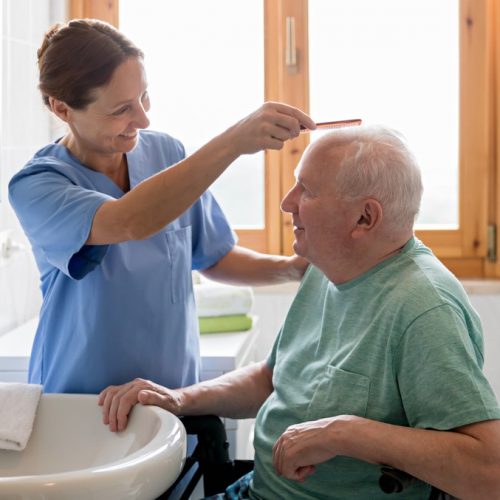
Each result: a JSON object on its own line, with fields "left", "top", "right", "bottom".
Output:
{"left": 251, "top": 237, "right": 500, "bottom": 500}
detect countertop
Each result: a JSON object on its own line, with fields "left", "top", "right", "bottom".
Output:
{"left": 0, "top": 317, "right": 258, "bottom": 374}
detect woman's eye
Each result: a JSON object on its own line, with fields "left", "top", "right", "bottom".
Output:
{"left": 113, "top": 106, "right": 130, "bottom": 116}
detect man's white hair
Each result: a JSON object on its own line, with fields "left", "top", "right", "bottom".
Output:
{"left": 324, "top": 125, "right": 423, "bottom": 232}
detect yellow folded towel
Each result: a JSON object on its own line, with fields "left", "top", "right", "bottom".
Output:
{"left": 199, "top": 315, "right": 253, "bottom": 334}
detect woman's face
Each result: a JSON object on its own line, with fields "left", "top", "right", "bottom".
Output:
{"left": 67, "top": 56, "right": 150, "bottom": 156}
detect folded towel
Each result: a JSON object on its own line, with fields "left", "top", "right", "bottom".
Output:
{"left": 0, "top": 383, "right": 42, "bottom": 451}
{"left": 194, "top": 282, "right": 254, "bottom": 317}
{"left": 199, "top": 314, "right": 253, "bottom": 334}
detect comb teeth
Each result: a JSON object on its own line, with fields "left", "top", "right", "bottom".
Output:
{"left": 300, "top": 118, "right": 362, "bottom": 133}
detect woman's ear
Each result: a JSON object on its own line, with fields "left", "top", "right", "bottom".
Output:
{"left": 48, "top": 97, "right": 71, "bottom": 123}
{"left": 351, "top": 199, "right": 383, "bottom": 239}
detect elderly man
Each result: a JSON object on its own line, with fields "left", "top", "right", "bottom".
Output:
{"left": 99, "top": 126, "right": 500, "bottom": 499}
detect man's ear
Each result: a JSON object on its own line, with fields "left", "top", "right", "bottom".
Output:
{"left": 351, "top": 199, "right": 383, "bottom": 239}
{"left": 48, "top": 97, "right": 72, "bottom": 123}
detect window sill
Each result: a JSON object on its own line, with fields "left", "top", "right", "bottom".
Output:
{"left": 460, "top": 280, "right": 500, "bottom": 295}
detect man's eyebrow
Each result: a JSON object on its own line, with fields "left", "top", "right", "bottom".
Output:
{"left": 293, "top": 166, "right": 311, "bottom": 188}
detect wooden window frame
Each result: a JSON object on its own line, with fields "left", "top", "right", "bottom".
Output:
{"left": 70, "top": 0, "right": 119, "bottom": 27}
{"left": 70, "top": 0, "right": 500, "bottom": 277}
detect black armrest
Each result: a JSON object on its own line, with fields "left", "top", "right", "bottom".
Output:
{"left": 379, "top": 466, "right": 455, "bottom": 499}
{"left": 160, "top": 415, "right": 253, "bottom": 499}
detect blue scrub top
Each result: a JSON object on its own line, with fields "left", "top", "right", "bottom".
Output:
{"left": 8, "top": 130, "right": 236, "bottom": 394}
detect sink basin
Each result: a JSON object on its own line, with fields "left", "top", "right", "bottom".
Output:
{"left": 0, "top": 394, "right": 186, "bottom": 499}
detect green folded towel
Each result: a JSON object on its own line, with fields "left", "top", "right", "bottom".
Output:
{"left": 199, "top": 314, "right": 253, "bottom": 334}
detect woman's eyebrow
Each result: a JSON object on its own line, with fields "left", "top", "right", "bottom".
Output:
{"left": 111, "top": 89, "right": 149, "bottom": 108}
{"left": 112, "top": 98, "right": 133, "bottom": 107}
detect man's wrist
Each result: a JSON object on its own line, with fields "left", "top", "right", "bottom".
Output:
{"left": 327, "top": 414, "right": 365, "bottom": 458}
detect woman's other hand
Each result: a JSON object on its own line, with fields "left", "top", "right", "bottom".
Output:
{"left": 98, "top": 378, "right": 182, "bottom": 432}
{"left": 286, "top": 254, "right": 310, "bottom": 281}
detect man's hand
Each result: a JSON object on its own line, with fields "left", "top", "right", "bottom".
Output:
{"left": 272, "top": 417, "right": 343, "bottom": 482}
{"left": 98, "top": 378, "right": 182, "bottom": 432}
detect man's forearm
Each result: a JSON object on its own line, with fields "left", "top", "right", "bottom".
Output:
{"left": 178, "top": 361, "right": 274, "bottom": 419}
{"left": 333, "top": 416, "right": 500, "bottom": 499}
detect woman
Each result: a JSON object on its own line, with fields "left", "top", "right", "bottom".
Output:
{"left": 8, "top": 19, "right": 314, "bottom": 395}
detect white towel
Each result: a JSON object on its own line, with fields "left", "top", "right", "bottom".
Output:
{"left": 0, "top": 382, "right": 42, "bottom": 451}
{"left": 194, "top": 282, "right": 254, "bottom": 317}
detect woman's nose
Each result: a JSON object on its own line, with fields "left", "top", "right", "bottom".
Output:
{"left": 133, "top": 105, "right": 150, "bottom": 129}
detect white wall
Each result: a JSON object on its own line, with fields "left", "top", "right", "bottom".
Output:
{"left": 469, "top": 293, "right": 500, "bottom": 400}
{"left": 0, "top": 0, "right": 67, "bottom": 333}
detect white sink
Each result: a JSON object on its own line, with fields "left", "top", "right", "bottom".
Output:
{"left": 0, "top": 394, "right": 186, "bottom": 499}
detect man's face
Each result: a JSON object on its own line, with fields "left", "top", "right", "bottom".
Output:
{"left": 280, "top": 142, "right": 360, "bottom": 268}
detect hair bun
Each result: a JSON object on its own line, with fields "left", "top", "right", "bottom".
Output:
{"left": 37, "top": 19, "right": 143, "bottom": 110}
{"left": 37, "top": 23, "right": 62, "bottom": 63}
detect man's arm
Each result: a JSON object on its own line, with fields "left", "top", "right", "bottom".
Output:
{"left": 200, "top": 245, "right": 309, "bottom": 285}
{"left": 99, "top": 360, "right": 274, "bottom": 432}
{"left": 272, "top": 415, "right": 500, "bottom": 499}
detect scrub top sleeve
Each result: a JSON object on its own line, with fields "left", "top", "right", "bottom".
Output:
{"left": 191, "top": 190, "right": 237, "bottom": 270}
{"left": 395, "top": 304, "right": 500, "bottom": 430}
{"left": 9, "top": 168, "right": 113, "bottom": 279}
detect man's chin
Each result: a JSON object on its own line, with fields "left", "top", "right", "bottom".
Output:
{"left": 292, "top": 242, "right": 305, "bottom": 258}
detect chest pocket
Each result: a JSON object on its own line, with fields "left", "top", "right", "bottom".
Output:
{"left": 165, "top": 226, "right": 193, "bottom": 303}
{"left": 306, "top": 365, "right": 370, "bottom": 421}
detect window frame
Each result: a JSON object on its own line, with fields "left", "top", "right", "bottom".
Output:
{"left": 70, "top": 0, "right": 499, "bottom": 277}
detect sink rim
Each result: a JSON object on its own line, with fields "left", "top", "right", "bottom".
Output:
{"left": 0, "top": 393, "right": 186, "bottom": 486}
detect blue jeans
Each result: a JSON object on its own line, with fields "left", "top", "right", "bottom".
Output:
{"left": 204, "top": 471, "right": 254, "bottom": 500}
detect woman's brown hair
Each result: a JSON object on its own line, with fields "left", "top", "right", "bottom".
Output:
{"left": 37, "top": 19, "right": 143, "bottom": 110}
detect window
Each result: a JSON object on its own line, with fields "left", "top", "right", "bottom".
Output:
{"left": 70, "top": 0, "right": 500, "bottom": 277}
{"left": 119, "top": 0, "right": 265, "bottom": 229}
{"left": 309, "top": 0, "right": 459, "bottom": 228}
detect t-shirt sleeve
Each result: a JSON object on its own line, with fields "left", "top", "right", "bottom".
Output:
{"left": 8, "top": 167, "right": 112, "bottom": 279}
{"left": 266, "top": 326, "right": 282, "bottom": 370}
{"left": 395, "top": 304, "right": 500, "bottom": 430}
{"left": 190, "top": 190, "right": 237, "bottom": 270}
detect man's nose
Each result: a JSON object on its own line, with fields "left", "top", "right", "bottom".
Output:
{"left": 281, "top": 185, "right": 298, "bottom": 213}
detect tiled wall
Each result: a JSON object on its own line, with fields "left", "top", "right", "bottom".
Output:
{"left": 1, "top": 0, "right": 59, "bottom": 239}
{"left": 0, "top": 0, "right": 66, "bottom": 333}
